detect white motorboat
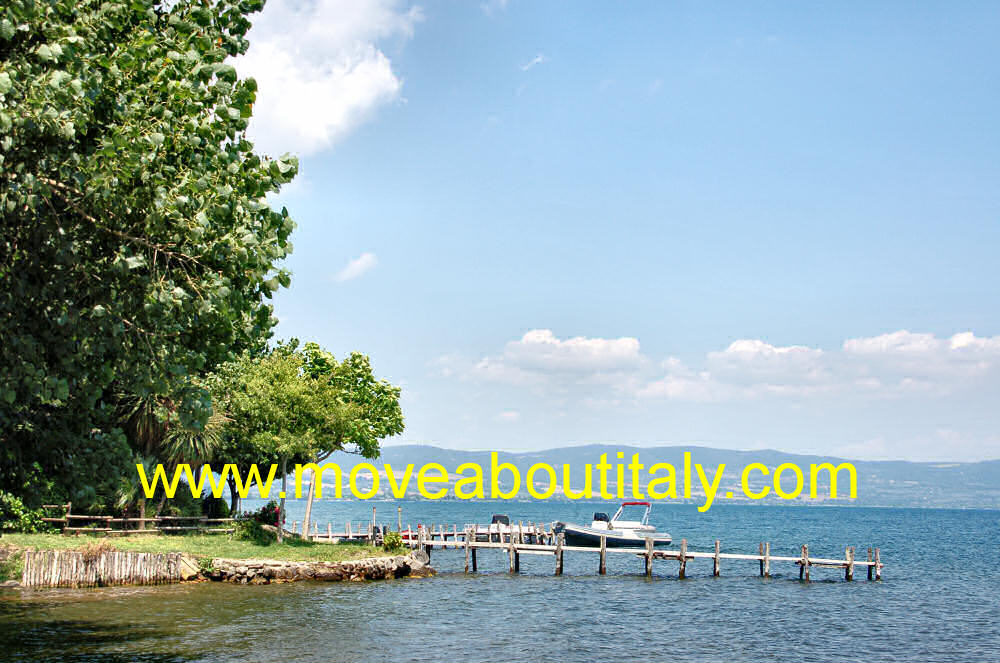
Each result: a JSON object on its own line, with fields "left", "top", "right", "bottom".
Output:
{"left": 553, "top": 501, "right": 672, "bottom": 547}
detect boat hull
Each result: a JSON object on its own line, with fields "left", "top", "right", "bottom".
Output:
{"left": 553, "top": 522, "right": 672, "bottom": 547}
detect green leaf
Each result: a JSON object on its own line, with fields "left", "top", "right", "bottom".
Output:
{"left": 0, "top": 72, "right": 11, "bottom": 95}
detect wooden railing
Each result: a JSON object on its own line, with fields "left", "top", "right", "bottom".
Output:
{"left": 41, "top": 503, "right": 234, "bottom": 535}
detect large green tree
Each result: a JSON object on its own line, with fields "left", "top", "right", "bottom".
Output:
{"left": 0, "top": 0, "right": 296, "bottom": 507}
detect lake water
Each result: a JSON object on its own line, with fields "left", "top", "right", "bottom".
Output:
{"left": 2, "top": 500, "right": 998, "bottom": 662}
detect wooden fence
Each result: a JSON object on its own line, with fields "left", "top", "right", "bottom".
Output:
{"left": 41, "top": 503, "right": 234, "bottom": 536}
{"left": 19, "top": 549, "right": 190, "bottom": 587}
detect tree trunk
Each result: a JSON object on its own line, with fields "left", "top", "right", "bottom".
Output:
{"left": 277, "top": 457, "right": 287, "bottom": 544}
{"left": 301, "top": 450, "right": 332, "bottom": 541}
{"left": 301, "top": 463, "right": 316, "bottom": 539}
{"left": 138, "top": 497, "right": 146, "bottom": 531}
{"left": 227, "top": 474, "right": 240, "bottom": 515}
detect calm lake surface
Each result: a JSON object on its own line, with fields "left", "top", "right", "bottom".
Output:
{"left": 2, "top": 500, "right": 999, "bottom": 662}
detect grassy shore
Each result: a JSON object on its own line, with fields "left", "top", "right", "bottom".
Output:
{"left": 1, "top": 533, "right": 392, "bottom": 563}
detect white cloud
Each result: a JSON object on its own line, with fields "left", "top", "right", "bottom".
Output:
{"left": 494, "top": 410, "right": 521, "bottom": 422}
{"left": 237, "top": 0, "right": 422, "bottom": 157}
{"left": 442, "top": 329, "right": 1000, "bottom": 404}
{"left": 335, "top": 252, "right": 378, "bottom": 281}
{"left": 520, "top": 54, "right": 547, "bottom": 71}
{"left": 489, "top": 329, "right": 642, "bottom": 376}
{"left": 643, "top": 331, "right": 1000, "bottom": 402}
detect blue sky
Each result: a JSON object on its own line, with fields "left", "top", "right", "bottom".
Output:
{"left": 237, "top": 1, "right": 1000, "bottom": 461}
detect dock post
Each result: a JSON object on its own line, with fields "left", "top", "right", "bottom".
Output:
{"left": 327, "top": 522, "right": 332, "bottom": 540}
{"left": 464, "top": 527, "right": 471, "bottom": 573}
{"left": 555, "top": 533, "right": 564, "bottom": 575}
{"left": 425, "top": 526, "right": 432, "bottom": 562}
{"left": 764, "top": 542, "right": 771, "bottom": 577}
{"left": 397, "top": 507, "right": 402, "bottom": 532}
{"left": 845, "top": 546, "right": 855, "bottom": 581}
{"left": 472, "top": 543, "right": 478, "bottom": 572}
{"left": 645, "top": 536, "right": 653, "bottom": 577}
{"left": 599, "top": 535, "right": 607, "bottom": 575}
{"left": 346, "top": 521, "right": 351, "bottom": 539}
{"left": 759, "top": 543, "right": 764, "bottom": 576}
{"left": 313, "top": 521, "right": 319, "bottom": 540}
{"left": 874, "top": 547, "right": 882, "bottom": 581}
{"left": 508, "top": 530, "right": 516, "bottom": 573}
{"left": 292, "top": 521, "right": 299, "bottom": 535}
{"left": 867, "top": 547, "right": 873, "bottom": 580}
{"left": 678, "top": 538, "right": 687, "bottom": 579}
{"left": 800, "top": 544, "right": 810, "bottom": 582}
{"left": 371, "top": 507, "right": 376, "bottom": 544}
{"left": 713, "top": 540, "right": 721, "bottom": 577}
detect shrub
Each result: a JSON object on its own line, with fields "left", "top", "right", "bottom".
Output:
{"left": 235, "top": 500, "right": 282, "bottom": 527}
{"left": 0, "top": 491, "right": 51, "bottom": 533}
{"left": 232, "top": 517, "right": 275, "bottom": 545}
{"left": 80, "top": 539, "right": 116, "bottom": 563}
{"left": 201, "top": 495, "right": 229, "bottom": 518}
{"left": 382, "top": 530, "right": 404, "bottom": 552}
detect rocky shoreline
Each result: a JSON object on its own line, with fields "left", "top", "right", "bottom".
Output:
{"left": 204, "top": 552, "right": 433, "bottom": 584}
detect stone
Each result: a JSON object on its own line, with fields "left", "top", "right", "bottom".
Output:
{"left": 177, "top": 555, "right": 201, "bottom": 581}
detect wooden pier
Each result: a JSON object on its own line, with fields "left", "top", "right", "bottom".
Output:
{"left": 396, "top": 521, "right": 883, "bottom": 581}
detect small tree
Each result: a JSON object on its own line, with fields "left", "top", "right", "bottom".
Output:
{"left": 299, "top": 343, "right": 404, "bottom": 535}
{"left": 209, "top": 342, "right": 349, "bottom": 541}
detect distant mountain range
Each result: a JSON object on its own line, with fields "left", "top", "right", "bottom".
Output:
{"left": 317, "top": 444, "right": 1000, "bottom": 509}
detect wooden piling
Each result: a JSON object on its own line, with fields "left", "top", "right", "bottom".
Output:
{"left": 464, "top": 526, "right": 471, "bottom": 572}
{"left": 508, "top": 528, "right": 516, "bottom": 573}
{"left": 472, "top": 544, "right": 478, "bottom": 572}
{"left": 866, "top": 547, "right": 873, "bottom": 580}
{"left": 800, "top": 544, "right": 810, "bottom": 582}
{"left": 645, "top": 536, "right": 653, "bottom": 577}
{"left": 713, "top": 539, "right": 721, "bottom": 577}
{"left": 397, "top": 506, "right": 402, "bottom": 532}
{"left": 555, "top": 533, "right": 564, "bottom": 575}
{"left": 678, "top": 538, "right": 687, "bottom": 579}
{"left": 874, "top": 547, "right": 882, "bottom": 580}
{"left": 845, "top": 546, "right": 855, "bottom": 581}
{"left": 346, "top": 521, "right": 352, "bottom": 539}
{"left": 764, "top": 542, "right": 771, "bottom": 577}
{"left": 599, "top": 535, "right": 607, "bottom": 575}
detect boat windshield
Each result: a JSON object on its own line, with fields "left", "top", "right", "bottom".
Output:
{"left": 613, "top": 503, "right": 649, "bottom": 524}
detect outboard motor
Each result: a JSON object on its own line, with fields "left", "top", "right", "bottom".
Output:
{"left": 490, "top": 514, "right": 510, "bottom": 541}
